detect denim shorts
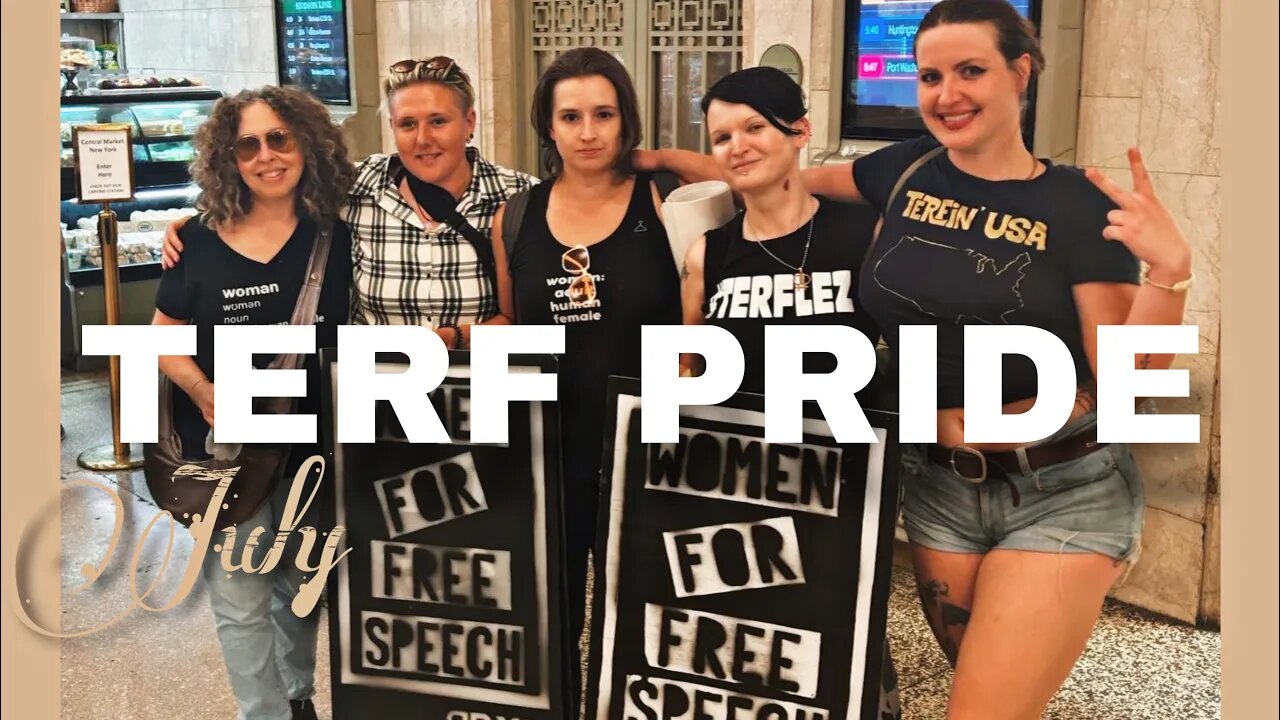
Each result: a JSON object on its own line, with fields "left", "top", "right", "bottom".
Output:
{"left": 901, "top": 412, "right": 1145, "bottom": 563}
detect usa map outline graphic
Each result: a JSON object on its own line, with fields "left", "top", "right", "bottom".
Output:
{"left": 872, "top": 235, "right": 1032, "bottom": 325}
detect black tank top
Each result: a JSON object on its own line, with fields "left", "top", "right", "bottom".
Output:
{"left": 701, "top": 196, "right": 883, "bottom": 394}
{"left": 510, "top": 173, "right": 682, "bottom": 478}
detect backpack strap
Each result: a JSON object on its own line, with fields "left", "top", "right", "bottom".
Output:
{"left": 398, "top": 165, "right": 499, "bottom": 288}
{"left": 501, "top": 186, "right": 534, "bottom": 269}
{"left": 289, "top": 220, "right": 334, "bottom": 328}
{"left": 440, "top": 210, "right": 497, "bottom": 288}
{"left": 652, "top": 171, "right": 682, "bottom": 200}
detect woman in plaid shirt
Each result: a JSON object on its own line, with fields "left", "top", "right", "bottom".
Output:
{"left": 163, "top": 58, "right": 536, "bottom": 347}
{"left": 344, "top": 57, "right": 537, "bottom": 344}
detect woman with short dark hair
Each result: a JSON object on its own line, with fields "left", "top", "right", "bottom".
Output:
{"left": 648, "top": 1, "right": 1194, "bottom": 715}
{"left": 678, "top": 65, "right": 900, "bottom": 720}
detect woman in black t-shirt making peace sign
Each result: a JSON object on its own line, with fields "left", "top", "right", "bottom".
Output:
{"left": 646, "top": 0, "right": 1194, "bottom": 716}
{"left": 813, "top": 3, "right": 1192, "bottom": 715}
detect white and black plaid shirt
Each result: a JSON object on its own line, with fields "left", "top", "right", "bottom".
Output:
{"left": 344, "top": 147, "right": 537, "bottom": 327}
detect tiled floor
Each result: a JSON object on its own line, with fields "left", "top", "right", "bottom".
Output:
{"left": 56, "top": 371, "right": 1220, "bottom": 719}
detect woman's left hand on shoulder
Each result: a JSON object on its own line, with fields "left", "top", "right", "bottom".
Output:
{"left": 1085, "top": 148, "right": 1192, "bottom": 278}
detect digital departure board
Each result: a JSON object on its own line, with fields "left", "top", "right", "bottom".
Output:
{"left": 274, "top": 0, "right": 352, "bottom": 106}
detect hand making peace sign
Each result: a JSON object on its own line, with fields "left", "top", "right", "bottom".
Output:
{"left": 1085, "top": 148, "right": 1193, "bottom": 282}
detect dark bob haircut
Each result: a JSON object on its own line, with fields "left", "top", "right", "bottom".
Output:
{"left": 699, "top": 66, "right": 807, "bottom": 137}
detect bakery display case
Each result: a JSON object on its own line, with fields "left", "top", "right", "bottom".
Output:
{"left": 59, "top": 88, "right": 222, "bottom": 369}
{"left": 60, "top": 88, "right": 220, "bottom": 202}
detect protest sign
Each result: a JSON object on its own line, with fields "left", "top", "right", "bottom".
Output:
{"left": 586, "top": 380, "right": 900, "bottom": 720}
{"left": 321, "top": 352, "right": 569, "bottom": 720}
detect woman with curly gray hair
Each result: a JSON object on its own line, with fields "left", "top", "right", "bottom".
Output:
{"left": 151, "top": 84, "right": 354, "bottom": 720}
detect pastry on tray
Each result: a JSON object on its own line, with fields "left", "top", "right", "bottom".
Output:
{"left": 60, "top": 47, "right": 96, "bottom": 69}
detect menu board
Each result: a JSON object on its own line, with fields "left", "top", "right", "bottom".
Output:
{"left": 274, "top": 0, "right": 352, "bottom": 105}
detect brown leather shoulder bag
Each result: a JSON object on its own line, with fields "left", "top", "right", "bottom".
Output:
{"left": 142, "top": 221, "right": 333, "bottom": 528}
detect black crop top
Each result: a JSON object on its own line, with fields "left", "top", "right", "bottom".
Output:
{"left": 852, "top": 135, "right": 1139, "bottom": 409}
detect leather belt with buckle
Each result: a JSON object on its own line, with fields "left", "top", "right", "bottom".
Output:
{"left": 924, "top": 428, "right": 1109, "bottom": 506}
{"left": 926, "top": 427, "right": 1107, "bottom": 482}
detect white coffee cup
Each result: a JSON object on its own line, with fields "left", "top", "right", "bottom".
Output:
{"left": 660, "top": 180, "right": 738, "bottom": 269}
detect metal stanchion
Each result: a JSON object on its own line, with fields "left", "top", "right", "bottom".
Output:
{"left": 78, "top": 202, "right": 144, "bottom": 471}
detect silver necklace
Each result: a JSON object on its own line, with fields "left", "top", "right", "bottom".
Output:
{"left": 746, "top": 209, "right": 816, "bottom": 290}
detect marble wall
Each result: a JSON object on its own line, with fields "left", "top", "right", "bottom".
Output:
{"left": 1077, "top": 0, "right": 1222, "bottom": 626}
{"left": 372, "top": 0, "right": 485, "bottom": 155}
{"left": 120, "top": 0, "right": 277, "bottom": 95}
{"left": 739, "top": 0, "right": 843, "bottom": 166}
{"left": 742, "top": 0, "right": 825, "bottom": 165}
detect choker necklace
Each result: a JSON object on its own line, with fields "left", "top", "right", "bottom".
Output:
{"left": 745, "top": 205, "right": 817, "bottom": 290}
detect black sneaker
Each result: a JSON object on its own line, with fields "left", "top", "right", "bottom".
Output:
{"left": 290, "top": 699, "right": 319, "bottom": 720}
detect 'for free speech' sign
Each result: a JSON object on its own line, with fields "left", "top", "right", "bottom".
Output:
{"left": 586, "top": 380, "right": 900, "bottom": 720}
{"left": 322, "top": 353, "right": 570, "bottom": 720}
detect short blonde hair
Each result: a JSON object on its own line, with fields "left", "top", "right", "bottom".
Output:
{"left": 383, "top": 56, "right": 476, "bottom": 114}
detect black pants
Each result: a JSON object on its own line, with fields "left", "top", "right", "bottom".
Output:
{"left": 561, "top": 468, "right": 601, "bottom": 716}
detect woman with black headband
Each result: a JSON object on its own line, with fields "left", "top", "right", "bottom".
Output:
{"left": 677, "top": 65, "right": 901, "bottom": 720}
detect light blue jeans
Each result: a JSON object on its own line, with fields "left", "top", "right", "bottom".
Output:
{"left": 901, "top": 411, "right": 1145, "bottom": 563}
{"left": 201, "top": 474, "right": 320, "bottom": 720}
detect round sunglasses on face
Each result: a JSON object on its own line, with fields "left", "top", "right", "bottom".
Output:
{"left": 231, "top": 128, "right": 296, "bottom": 163}
{"left": 561, "top": 244, "right": 597, "bottom": 306}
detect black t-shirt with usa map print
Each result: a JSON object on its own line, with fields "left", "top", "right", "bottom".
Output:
{"left": 155, "top": 214, "right": 351, "bottom": 463}
{"left": 852, "top": 135, "right": 1140, "bottom": 409}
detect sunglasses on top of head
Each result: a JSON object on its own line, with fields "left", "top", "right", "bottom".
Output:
{"left": 389, "top": 56, "right": 457, "bottom": 76}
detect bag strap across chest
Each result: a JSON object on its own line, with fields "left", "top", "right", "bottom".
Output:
{"left": 265, "top": 220, "right": 334, "bottom": 373}
{"left": 867, "top": 145, "right": 947, "bottom": 261}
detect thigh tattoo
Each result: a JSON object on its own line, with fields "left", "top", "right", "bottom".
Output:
{"left": 918, "top": 579, "right": 972, "bottom": 665}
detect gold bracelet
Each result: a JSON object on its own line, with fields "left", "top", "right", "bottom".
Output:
{"left": 189, "top": 378, "right": 206, "bottom": 395}
{"left": 1140, "top": 265, "right": 1194, "bottom": 293}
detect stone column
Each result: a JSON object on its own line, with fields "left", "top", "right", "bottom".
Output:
{"left": 120, "top": 0, "right": 277, "bottom": 94}
{"left": 344, "top": 0, "right": 384, "bottom": 159}
{"left": 373, "top": 0, "right": 482, "bottom": 155}
{"left": 1077, "top": 0, "right": 1222, "bottom": 626}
